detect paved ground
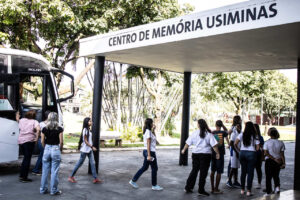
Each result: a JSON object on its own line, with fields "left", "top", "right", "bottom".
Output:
{"left": 0, "top": 142, "right": 296, "bottom": 200}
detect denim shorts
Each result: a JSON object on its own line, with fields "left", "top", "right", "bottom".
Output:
{"left": 211, "top": 154, "right": 224, "bottom": 174}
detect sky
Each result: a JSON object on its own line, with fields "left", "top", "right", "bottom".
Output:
{"left": 178, "top": 0, "right": 297, "bottom": 83}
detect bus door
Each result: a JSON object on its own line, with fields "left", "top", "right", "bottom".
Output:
{"left": 0, "top": 74, "right": 20, "bottom": 163}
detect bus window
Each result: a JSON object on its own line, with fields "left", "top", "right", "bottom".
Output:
{"left": 47, "top": 82, "right": 54, "bottom": 107}
{"left": 21, "top": 76, "right": 43, "bottom": 107}
{"left": 0, "top": 83, "right": 15, "bottom": 111}
{"left": 0, "top": 54, "right": 7, "bottom": 74}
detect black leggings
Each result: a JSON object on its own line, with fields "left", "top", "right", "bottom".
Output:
{"left": 255, "top": 153, "right": 263, "bottom": 184}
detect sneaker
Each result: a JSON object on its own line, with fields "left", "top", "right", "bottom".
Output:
{"left": 50, "top": 190, "right": 62, "bottom": 196}
{"left": 68, "top": 177, "right": 77, "bottom": 183}
{"left": 129, "top": 180, "right": 139, "bottom": 189}
{"left": 246, "top": 191, "right": 253, "bottom": 197}
{"left": 233, "top": 182, "right": 242, "bottom": 188}
{"left": 40, "top": 189, "right": 49, "bottom": 194}
{"left": 32, "top": 171, "right": 42, "bottom": 176}
{"left": 226, "top": 181, "right": 233, "bottom": 188}
{"left": 198, "top": 191, "right": 210, "bottom": 196}
{"left": 275, "top": 186, "right": 280, "bottom": 194}
{"left": 152, "top": 185, "right": 163, "bottom": 191}
{"left": 93, "top": 178, "right": 103, "bottom": 184}
{"left": 19, "top": 178, "right": 33, "bottom": 183}
{"left": 184, "top": 189, "right": 193, "bottom": 193}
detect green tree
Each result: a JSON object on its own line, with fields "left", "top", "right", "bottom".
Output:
{"left": 0, "top": 0, "right": 184, "bottom": 72}
{"left": 126, "top": 66, "right": 183, "bottom": 135}
{"left": 258, "top": 71, "right": 296, "bottom": 124}
{"left": 196, "top": 70, "right": 297, "bottom": 124}
{"left": 197, "top": 71, "right": 261, "bottom": 115}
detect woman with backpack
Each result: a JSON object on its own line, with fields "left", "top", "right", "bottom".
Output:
{"left": 181, "top": 119, "right": 220, "bottom": 196}
{"left": 234, "top": 121, "right": 260, "bottom": 196}
{"left": 68, "top": 117, "right": 102, "bottom": 184}
{"left": 129, "top": 118, "right": 163, "bottom": 191}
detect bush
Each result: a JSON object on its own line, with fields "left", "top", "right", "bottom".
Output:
{"left": 121, "top": 123, "right": 142, "bottom": 143}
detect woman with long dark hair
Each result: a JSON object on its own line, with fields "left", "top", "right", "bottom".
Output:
{"left": 234, "top": 121, "right": 260, "bottom": 196}
{"left": 227, "top": 115, "right": 242, "bottom": 188}
{"left": 181, "top": 119, "right": 220, "bottom": 196}
{"left": 253, "top": 123, "right": 264, "bottom": 189}
{"left": 68, "top": 117, "right": 102, "bottom": 184}
{"left": 40, "top": 112, "right": 63, "bottom": 195}
{"left": 129, "top": 118, "right": 163, "bottom": 191}
{"left": 263, "top": 128, "right": 285, "bottom": 196}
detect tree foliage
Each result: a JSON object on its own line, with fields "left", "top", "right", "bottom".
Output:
{"left": 196, "top": 70, "right": 297, "bottom": 123}
{"left": 0, "top": 0, "right": 185, "bottom": 70}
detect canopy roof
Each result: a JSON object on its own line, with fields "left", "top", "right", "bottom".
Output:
{"left": 79, "top": 0, "right": 300, "bottom": 73}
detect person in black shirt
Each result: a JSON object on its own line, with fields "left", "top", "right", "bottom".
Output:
{"left": 40, "top": 112, "right": 64, "bottom": 196}
{"left": 210, "top": 120, "right": 229, "bottom": 194}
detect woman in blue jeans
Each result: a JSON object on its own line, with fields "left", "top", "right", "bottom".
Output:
{"left": 129, "top": 118, "right": 163, "bottom": 191}
{"left": 40, "top": 112, "right": 63, "bottom": 195}
{"left": 234, "top": 121, "right": 260, "bottom": 197}
{"left": 68, "top": 117, "right": 102, "bottom": 184}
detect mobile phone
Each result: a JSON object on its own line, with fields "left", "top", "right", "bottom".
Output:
{"left": 150, "top": 157, "right": 155, "bottom": 161}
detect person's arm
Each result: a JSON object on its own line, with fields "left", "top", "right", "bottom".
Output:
{"left": 234, "top": 138, "right": 240, "bottom": 154}
{"left": 255, "top": 144, "right": 260, "bottom": 151}
{"left": 181, "top": 144, "right": 189, "bottom": 154}
{"left": 35, "top": 124, "right": 40, "bottom": 142}
{"left": 41, "top": 133, "right": 45, "bottom": 147}
{"left": 280, "top": 151, "right": 285, "bottom": 169}
{"left": 225, "top": 136, "right": 230, "bottom": 148}
{"left": 84, "top": 135, "right": 96, "bottom": 151}
{"left": 264, "top": 150, "right": 282, "bottom": 164}
{"left": 222, "top": 124, "right": 228, "bottom": 132}
{"left": 212, "top": 145, "right": 220, "bottom": 159}
{"left": 16, "top": 111, "right": 20, "bottom": 122}
{"left": 59, "top": 132, "right": 63, "bottom": 152}
{"left": 147, "top": 138, "right": 151, "bottom": 161}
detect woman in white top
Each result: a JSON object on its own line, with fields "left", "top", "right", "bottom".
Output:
{"left": 263, "top": 127, "right": 285, "bottom": 195}
{"left": 68, "top": 117, "right": 102, "bottom": 184}
{"left": 181, "top": 119, "right": 220, "bottom": 196}
{"left": 227, "top": 115, "right": 242, "bottom": 188}
{"left": 129, "top": 118, "right": 163, "bottom": 191}
{"left": 234, "top": 121, "right": 260, "bottom": 196}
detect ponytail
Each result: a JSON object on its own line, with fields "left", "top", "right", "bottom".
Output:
{"left": 198, "top": 119, "right": 211, "bottom": 138}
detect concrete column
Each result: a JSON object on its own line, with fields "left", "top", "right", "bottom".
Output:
{"left": 294, "top": 58, "right": 300, "bottom": 190}
{"left": 179, "top": 72, "right": 191, "bottom": 166}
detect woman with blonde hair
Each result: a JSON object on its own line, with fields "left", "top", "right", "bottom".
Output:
{"left": 40, "top": 112, "right": 64, "bottom": 195}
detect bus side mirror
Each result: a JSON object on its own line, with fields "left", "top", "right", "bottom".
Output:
{"left": 51, "top": 69, "right": 74, "bottom": 103}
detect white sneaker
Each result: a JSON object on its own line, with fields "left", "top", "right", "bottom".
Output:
{"left": 129, "top": 180, "right": 139, "bottom": 189}
{"left": 275, "top": 186, "right": 280, "bottom": 194}
{"left": 152, "top": 185, "right": 163, "bottom": 191}
{"left": 264, "top": 193, "right": 271, "bottom": 197}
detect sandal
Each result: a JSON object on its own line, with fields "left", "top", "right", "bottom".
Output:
{"left": 68, "top": 177, "right": 77, "bottom": 183}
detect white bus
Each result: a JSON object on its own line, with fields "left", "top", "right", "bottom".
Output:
{"left": 0, "top": 48, "right": 74, "bottom": 163}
